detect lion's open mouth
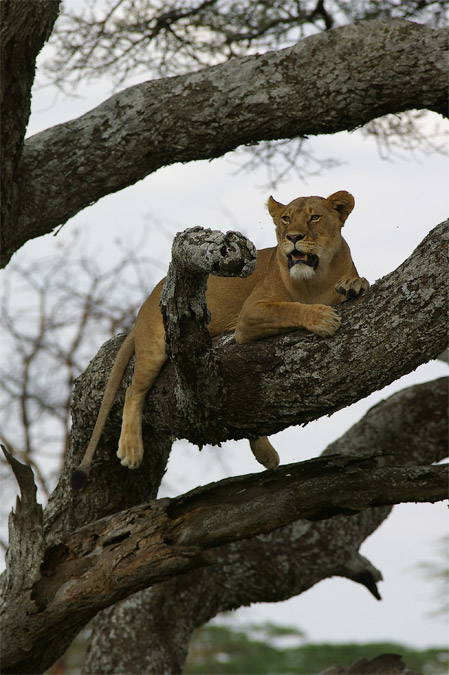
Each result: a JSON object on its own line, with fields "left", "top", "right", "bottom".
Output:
{"left": 287, "top": 251, "right": 319, "bottom": 270}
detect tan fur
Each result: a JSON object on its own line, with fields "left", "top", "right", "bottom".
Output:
{"left": 72, "top": 191, "right": 368, "bottom": 487}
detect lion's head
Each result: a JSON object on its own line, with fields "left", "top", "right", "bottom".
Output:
{"left": 267, "top": 191, "right": 355, "bottom": 281}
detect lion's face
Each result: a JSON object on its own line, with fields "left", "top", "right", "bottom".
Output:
{"left": 268, "top": 191, "right": 355, "bottom": 281}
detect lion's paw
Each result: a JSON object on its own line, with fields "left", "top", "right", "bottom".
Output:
{"left": 307, "top": 305, "right": 341, "bottom": 337}
{"left": 335, "top": 276, "right": 369, "bottom": 300}
{"left": 117, "top": 431, "right": 144, "bottom": 469}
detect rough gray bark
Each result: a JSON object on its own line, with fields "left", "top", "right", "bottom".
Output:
{"left": 2, "top": 18, "right": 447, "bottom": 266}
{"left": 160, "top": 227, "right": 256, "bottom": 442}
{"left": 83, "top": 378, "right": 448, "bottom": 675}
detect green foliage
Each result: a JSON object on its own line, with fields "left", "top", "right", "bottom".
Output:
{"left": 184, "top": 622, "right": 449, "bottom": 674}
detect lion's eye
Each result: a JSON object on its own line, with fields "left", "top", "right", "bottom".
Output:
{"left": 310, "top": 214, "right": 321, "bottom": 221}
{"left": 281, "top": 214, "right": 290, "bottom": 224}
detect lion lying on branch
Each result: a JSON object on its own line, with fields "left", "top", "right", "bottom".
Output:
{"left": 71, "top": 190, "right": 368, "bottom": 489}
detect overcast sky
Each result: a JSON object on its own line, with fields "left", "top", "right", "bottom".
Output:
{"left": 2, "top": 11, "right": 448, "bottom": 651}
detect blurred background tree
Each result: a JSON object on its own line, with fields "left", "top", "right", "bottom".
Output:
{"left": 0, "top": 228, "right": 157, "bottom": 544}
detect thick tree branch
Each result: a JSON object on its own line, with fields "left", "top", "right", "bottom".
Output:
{"left": 67, "top": 219, "right": 448, "bottom": 462}
{"left": 2, "top": 19, "right": 447, "bottom": 265}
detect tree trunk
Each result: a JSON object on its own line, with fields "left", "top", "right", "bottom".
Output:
{"left": 2, "top": 18, "right": 447, "bottom": 266}
{"left": 0, "top": 0, "right": 60, "bottom": 267}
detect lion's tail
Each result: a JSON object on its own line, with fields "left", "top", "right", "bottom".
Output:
{"left": 70, "top": 330, "right": 136, "bottom": 489}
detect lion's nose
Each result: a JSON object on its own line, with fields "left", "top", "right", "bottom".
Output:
{"left": 286, "top": 233, "right": 305, "bottom": 244}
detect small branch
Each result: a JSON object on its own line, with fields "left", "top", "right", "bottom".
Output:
{"left": 160, "top": 227, "right": 256, "bottom": 442}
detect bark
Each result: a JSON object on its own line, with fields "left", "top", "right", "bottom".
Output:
{"left": 0, "top": 0, "right": 60, "bottom": 266}
{"left": 84, "top": 377, "right": 448, "bottom": 674}
{"left": 2, "top": 18, "right": 447, "bottom": 266}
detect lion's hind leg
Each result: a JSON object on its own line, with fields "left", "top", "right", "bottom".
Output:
{"left": 249, "top": 436, "right": 279, "bottom": 469}
{"left": 116, "top": 383, "right": 147, "bottom": 469}
{"left": 117, "top": 335, "right": 166, "bottom": 468}
{"left": 117, "top": 293, "right": 167, "bottom": 469}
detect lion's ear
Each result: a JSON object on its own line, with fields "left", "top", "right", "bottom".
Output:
{"left": 326, "top": 191, "right": 355, "bottom": 225}
{"left": 267, "top": 196, "right": 286, "bottom": 223}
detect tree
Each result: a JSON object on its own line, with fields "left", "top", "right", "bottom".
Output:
{"left": 0, "top": 1, "right": 448, "bottom": 673}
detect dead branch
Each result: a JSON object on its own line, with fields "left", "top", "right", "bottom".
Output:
{"left": 1, "top": 450, "right": 447, "bottom": 673}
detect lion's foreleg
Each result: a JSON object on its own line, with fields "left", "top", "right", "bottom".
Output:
{"left": 235, "top": 300, "right": 341, "bottom": 343}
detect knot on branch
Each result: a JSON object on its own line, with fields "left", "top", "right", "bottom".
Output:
{"left": 160, "top": 227, "right": 256, "bottom": 444}
{"left": 161, "top": 227, "right": 256, "bottom": 336}
{"left": 170, "top": 226, "right": 257, "bottom": 278}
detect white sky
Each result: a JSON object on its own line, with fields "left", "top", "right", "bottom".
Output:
{"left": 1, "top": 10, "right": 448, "bottom": 653}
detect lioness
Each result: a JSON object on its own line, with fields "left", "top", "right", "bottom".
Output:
{"left": 71, "top": 190, "right": 368, "bottom": 488}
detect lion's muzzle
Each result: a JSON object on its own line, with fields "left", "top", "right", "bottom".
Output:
{"left": 287, "top": 250, "right": 319, "bottom": 270}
